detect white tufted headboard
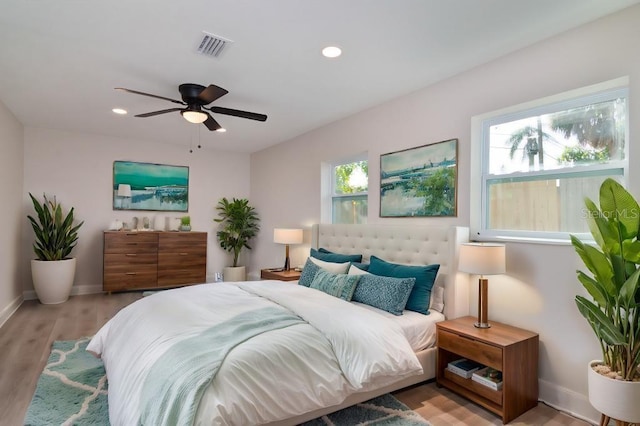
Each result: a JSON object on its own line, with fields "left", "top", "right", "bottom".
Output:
{"left": 311, "top": 223, "right": 469, "bottom": 320}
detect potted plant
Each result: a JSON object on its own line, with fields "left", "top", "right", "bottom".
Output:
{"left": 570, "top": 178, "right": 640, "bottom": 423}
{"left": 27, "top": 193, "right": 84, "bottom": 304}
{"left": 214, "top": 197, "right": 260, "bottom": 281}
{"left": 180, "top": 216, "right": 191, "bottom": 231}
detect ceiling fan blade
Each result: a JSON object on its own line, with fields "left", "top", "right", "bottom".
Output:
{"left": 203, "top": 114, "right": 222, "bottom": 131}
{"left": 115, "top": 87, "right": 185, "bottom": 105}
{"left": 135, "top": 108, "right": 184, "bottom": 118}
{"left": 198, "top": 85, "right": 229, "bottom": 104}
{"left": 207, "top": 106, "right": 267, "bottom": 122}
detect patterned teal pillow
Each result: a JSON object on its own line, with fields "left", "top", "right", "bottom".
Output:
{"left": 298, "top": 258, "right": 320, "bottom": 287}
{"left": 368, "top": 256, "right": 440, "bottom": 315}
{"left": 352, "top": 274, "right": 416, "bottom": 316}
{"left": 309, "top": 269, "right": 360, "bottom": 301}
{"left": 310, "top": 248, "right": 363, "bottom": 264}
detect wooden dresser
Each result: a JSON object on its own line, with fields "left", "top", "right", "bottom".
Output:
{"left": 103, "top": 231, "right": 207, "bottom": 292}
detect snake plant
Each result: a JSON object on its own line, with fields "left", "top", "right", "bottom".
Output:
{"left": 27, "top": 193, "right": 84, "bottom": 261}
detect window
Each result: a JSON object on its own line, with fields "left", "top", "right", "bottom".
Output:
{"left": 332, "top": 159, "right": 368, "bottom": 224}
{"left": 473, "top": 80, "right": 628, "bottom": 241}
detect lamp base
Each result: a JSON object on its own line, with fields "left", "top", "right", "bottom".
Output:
{"left": 474, "top": 322, "right": 491, "bottom": 329}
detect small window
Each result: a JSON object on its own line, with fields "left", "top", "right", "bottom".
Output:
{"left": 332, "top": 160, "right": 368, "bottom": 224}
{"left": 475, "top": 82, "right": 628, "bottom": 241}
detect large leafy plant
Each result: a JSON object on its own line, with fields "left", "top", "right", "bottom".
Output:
{"left": 571, "top": 178, "right": 640, "bottom": 381}
{"left": 27, "top": 193, "right": 84, "bottom": 261}
{"left": 214, "top": 197, "right": 260, "bottom": 267}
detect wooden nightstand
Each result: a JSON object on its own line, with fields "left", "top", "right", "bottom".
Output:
{"left": 260, "top": 268, "right": 301, "bottom": 281}
{"left": 436, "top": 316, "right": 539, "bottom": 423}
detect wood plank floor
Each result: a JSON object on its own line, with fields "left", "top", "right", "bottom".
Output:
{"left": 0, "top": 292, "right": 591, "bottom": 425}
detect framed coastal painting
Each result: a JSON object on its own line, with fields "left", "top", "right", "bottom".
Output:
{"left": 112, "top": 161, "right": 189, "bottom": 212}
{"left": 380, "top": 138, "right": 458, "bottom": 217}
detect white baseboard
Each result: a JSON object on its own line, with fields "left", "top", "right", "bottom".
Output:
{"left": 23, "top": 284, "right": 104, "bottom": 301}
{"left": 539, "top": 378, "right": 599, "bottom": 424}
{"left": 0, "top": 294, "right": 23, "bottom": 329}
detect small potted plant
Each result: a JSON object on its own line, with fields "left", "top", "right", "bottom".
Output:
{"left": 570, "top": 178, "right": 640, "bottom": 422}
{"left": 180, "top": 216, "right": 191, "bottom": 231}
{"left": 214, "top": 197, "right": 260, "bottom": 281}
{"left": 27, "top": 193, "right": 84, "bottom": 304}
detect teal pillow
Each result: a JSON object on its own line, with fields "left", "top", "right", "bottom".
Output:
{"left": 367, "top": 256, "right": 440, "bottom": 315}
{"left": 352, "top": 274, "right": 416, "bottom": 316}
{"left": 309, "top": 269, "right": 360, "bottom": 301}
{"left": 310, "top": 248, "right": 363, "bottom": 264}
{"left": 298, "top": 258, "right": 320, "bottom": 287}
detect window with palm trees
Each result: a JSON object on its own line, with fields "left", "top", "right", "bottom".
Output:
{"left": 480, "top": 84, "right": 627, "bottom": 239}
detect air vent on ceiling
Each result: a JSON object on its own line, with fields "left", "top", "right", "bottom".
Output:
{"left": 196, "top": 32, "right": 233, "bottom": 58}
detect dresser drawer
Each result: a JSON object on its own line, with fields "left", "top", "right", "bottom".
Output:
{"left": 438, "top": 329, "right": 502, "bottom": 370}
{"left": 158, "top": 232, "right": 207, "bottom": 253}
{"left": 104, "top": 232, "right": 158, "bottom": 254}
{"left": 157, "top": 252, "right": 206, "bottom": 286}
{"left": 103, "top": 254, "right": 157, "bottom": 291}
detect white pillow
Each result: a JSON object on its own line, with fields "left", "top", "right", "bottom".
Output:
{"left": 308, "top": 257, "right": 350, "bottom": 274}
{"left": 429, "top": 282, "right": 445, "bottom": 313}
{"left": 348, "top": 264, "right": 370, "bottom": 276}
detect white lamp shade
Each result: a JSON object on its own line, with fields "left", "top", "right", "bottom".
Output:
{"left": 117, "top": 184, "right": 132, "bottom": 197}
{"left": 458, "top": 243, "right": 506, "bottom": 275}
{"left": 273, "top": 228, "right": 303, "bottom": 245}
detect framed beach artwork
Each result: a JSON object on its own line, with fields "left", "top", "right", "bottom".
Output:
{"left": 380, "top": 139, "right": 458, "bottom": 217}
{"left": 113, "top": 161, "right": 189, "bottom": 212}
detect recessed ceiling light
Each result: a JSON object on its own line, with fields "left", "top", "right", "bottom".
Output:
{"left": 216, "top": 128, "right": 227, "bottom": 133}
{"left": 112, "top": 108, "right": 127, "bottom": 115}
{"left": 322, "top": 46, "right": 342, "bottom": 58}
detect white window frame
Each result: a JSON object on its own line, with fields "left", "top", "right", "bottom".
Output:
{"left": 329, "top": 155, "right": 368, "bottom": 224}
{"left": 470, "top": 77, "right": 629, "bottom": 244}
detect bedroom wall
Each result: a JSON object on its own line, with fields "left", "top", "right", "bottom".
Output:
{"left": 250, "top": 5, "right": 640, "bottom": 423}
{"left": 0, "top": 98, "right": 24, "bottom": 326}
{"left": 21, "top": 127, "right": 251, "bottom": 296}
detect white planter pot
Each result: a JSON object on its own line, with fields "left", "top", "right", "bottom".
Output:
{"left": 223, "top": 266, "right": 246, "bottom": 282}
{"left": 31, "top": 258, "right": 77, "bottom": 304}
{"left": 588, "top": 360, "right": 640, "bottom": 422}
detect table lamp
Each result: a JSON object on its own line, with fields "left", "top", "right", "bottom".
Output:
{"left": 273, "top": 228, "right": 303, "bottom": 271}
{"left": 458, "top": 242, "right": 506, "bottom": 328}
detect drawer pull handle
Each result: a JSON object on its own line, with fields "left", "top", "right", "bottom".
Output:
{"left": 125, "top": 272, "right": 137, "bottom": 276}
{"left": 126, "top": 254, "right": 137, "bottom": 257}
{"left": 179, "top": 252, "right": 188, "bottom": 256}
{"left": 126, "top": 243, "right": 138, "bottom": 245}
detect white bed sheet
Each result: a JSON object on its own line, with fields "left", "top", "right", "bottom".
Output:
{"left": 352, "top": 302, "right": 444, "bottom": 351}
{"left": 88, "top": 281, "right": 422, "bottom": 425}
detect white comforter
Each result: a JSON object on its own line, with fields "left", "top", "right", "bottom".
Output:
{"left": 87, "top": 281, "right": 422, "bottom": 425}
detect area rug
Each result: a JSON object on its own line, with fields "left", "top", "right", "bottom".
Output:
{"left": 26, "top": 338, "right": 430, "bottom": 425}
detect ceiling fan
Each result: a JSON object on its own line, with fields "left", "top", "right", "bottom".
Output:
{"left": 115, "top": 83, "right": 267, "bottom": 131}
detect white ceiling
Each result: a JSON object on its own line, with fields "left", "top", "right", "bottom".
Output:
{"left": 1, "top": 0, "right": 638, "bottom": 153}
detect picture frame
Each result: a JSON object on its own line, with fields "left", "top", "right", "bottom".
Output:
{"left": 380, "top": 138, "right": 458, "bottom": 217}
{"left": 113, "top": 161, "right": 189, "bottom": 212}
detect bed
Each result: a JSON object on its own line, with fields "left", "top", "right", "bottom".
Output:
{"left": 88, "top": 223, "right": 469, "bottom": 425}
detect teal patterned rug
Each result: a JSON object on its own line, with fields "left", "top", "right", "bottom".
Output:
{"left": 25, "top": 338, "right": 430, "bottom": 425}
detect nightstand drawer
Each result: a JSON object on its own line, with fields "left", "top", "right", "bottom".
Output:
{"left": 438, "top": 329, "right": 502, "bottom": 370}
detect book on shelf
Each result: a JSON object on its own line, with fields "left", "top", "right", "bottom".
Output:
{"left": 471, "top": 367, "right": 503, "bottom": 390}
{"left": 446, "top": 358, "right": 483, "bottom": 379}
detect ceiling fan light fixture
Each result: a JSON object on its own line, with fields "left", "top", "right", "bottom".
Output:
{"left": 112, "top": 108, "right": 127, "bottom": 115}
{"left": 181, "top": 110, "right": 208, "bottom": 124}
{"left": 216, "top": 128, "right": 226, "bottom": 133}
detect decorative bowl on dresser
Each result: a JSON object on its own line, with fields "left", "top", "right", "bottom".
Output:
{"left": 103, "top": 231, "right": 207, "bottom": 292}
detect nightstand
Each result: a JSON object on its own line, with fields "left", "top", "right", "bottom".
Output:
{"left": 260, "top": 268, "right": 301, "bottom": 281}
{"left": 436, "top": 316, "right": 539, "bottom": 423}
